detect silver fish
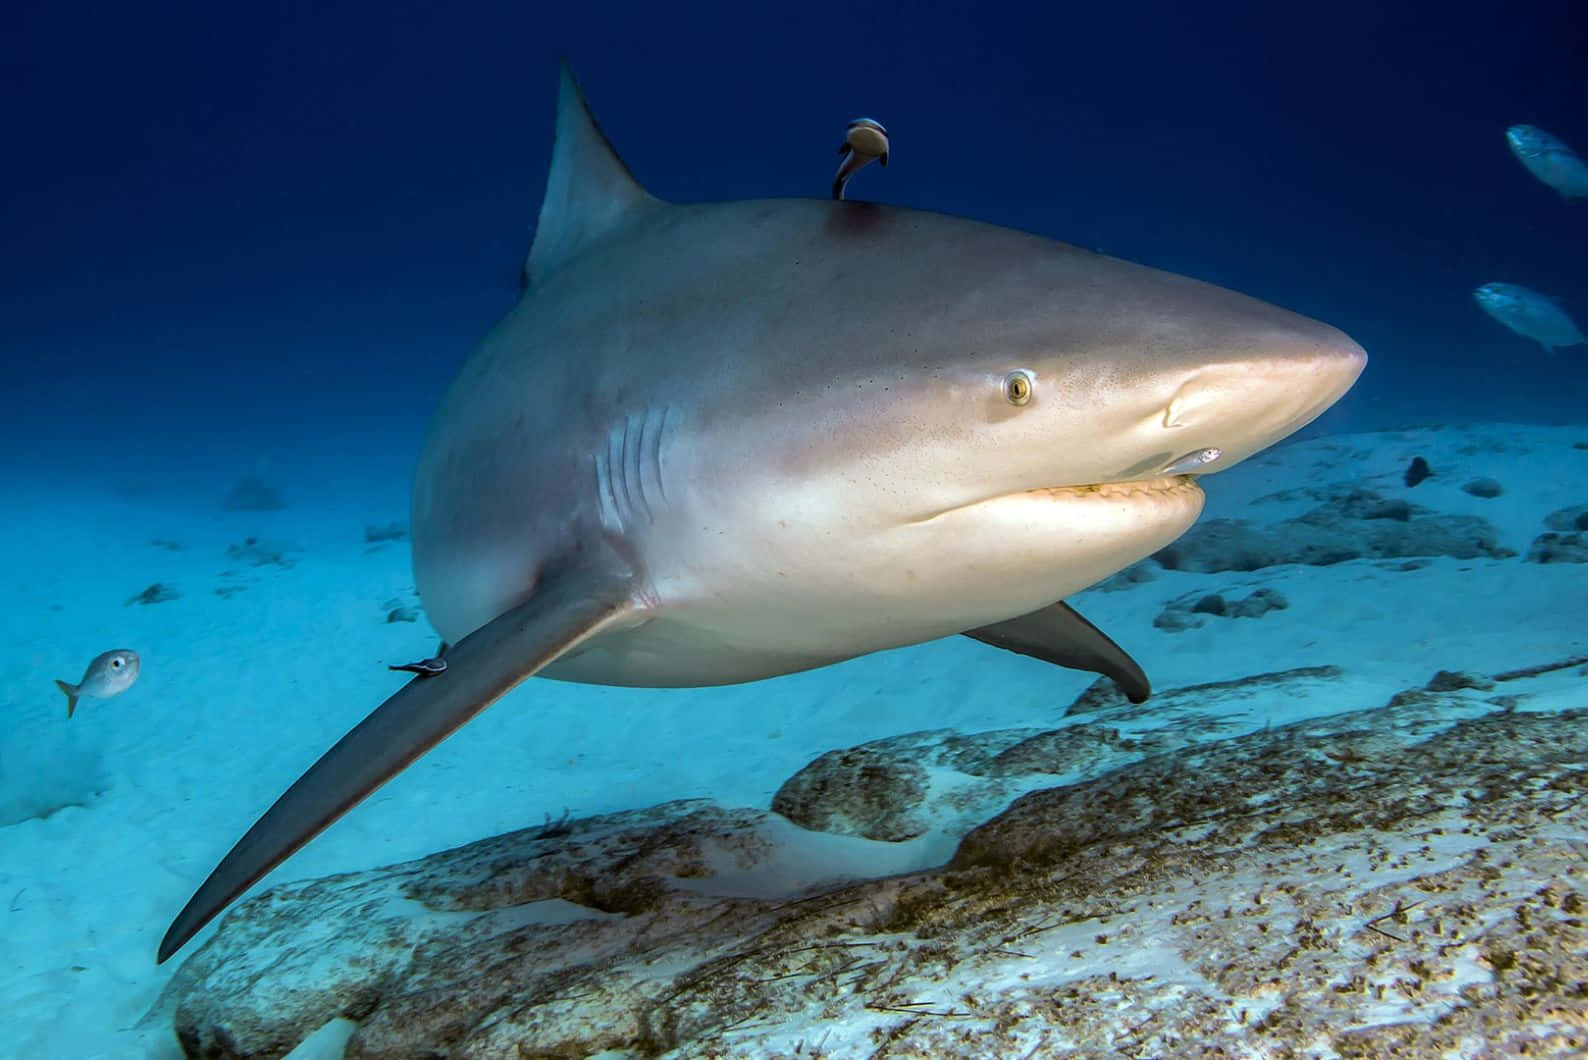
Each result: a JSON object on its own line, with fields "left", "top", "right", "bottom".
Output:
{"left": 56, "top": 649, "right": 140, "bottom": 718}
{"left": 1474, "top": 282, "right": 1586, "bottom": 353}
{"left": 1164, "top": 448, "right": 1223, "bottom": 475}
{"left": 1506, "top": 125, "right": 1588, "bottom": 200}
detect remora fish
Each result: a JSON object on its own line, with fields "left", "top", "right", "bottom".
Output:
{"left": 1474, "top": 282, "right": 1586, "bottom": 352}
{"left": 1506, "top": 124, "right": 1588, "bottom": 200}
{"left": 833, "top": 116, "right": 890, "bottom": 200}
{"left": 158, "top": 66, "right": 1366, "bottom": 962}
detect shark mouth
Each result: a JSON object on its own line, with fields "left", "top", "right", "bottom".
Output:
{"left": 911, "top": 474, "right": 1202, "bottom": 527}
{"left": 1025, "top": 475, "right": 1203, "bottom": 500}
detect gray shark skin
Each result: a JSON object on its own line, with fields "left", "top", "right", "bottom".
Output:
{"left": 158, "top": 66, "right": 1365, "bottom": 963}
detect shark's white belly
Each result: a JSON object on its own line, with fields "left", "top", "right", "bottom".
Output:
{"left": 541, "top": 476, "right": 1205, "bottom": 687}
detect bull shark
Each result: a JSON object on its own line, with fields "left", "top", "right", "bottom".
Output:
{"left": 157, "top": 66, "right": 1365, "bottom": 962}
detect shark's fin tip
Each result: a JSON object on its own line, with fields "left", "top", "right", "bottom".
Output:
{"left": 157, "top": 552, "right": 636, "bottom": 964}
{"left": 964, "top": 600, "right": 1151, "bottom": 704}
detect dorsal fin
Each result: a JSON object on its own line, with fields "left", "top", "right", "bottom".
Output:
{"left": 526, "top": 63, "right": 658, "bottom": 285}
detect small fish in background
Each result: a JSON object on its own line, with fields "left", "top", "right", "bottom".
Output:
{"left": 1404, "top": 456, "right": 1433, "bottom": 488}
{"left": 832, "top": 117, "right": 890, "bottom": 200}
{"left": 56, "top": 650, "right": 140, "bottom": 718}
{"left": 1506, "top": 124, "right": 1588, "bottom": 200}
{"left": 1473, "top": 282, "right": 1587, "bottom": 353}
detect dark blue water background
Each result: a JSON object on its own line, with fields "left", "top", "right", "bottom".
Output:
{"left": 6, "top": 0, "right": 1585, "bottom": 501}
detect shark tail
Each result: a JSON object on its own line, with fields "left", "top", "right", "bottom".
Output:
{"left": 55, "top": 680, "right": 79, "bottom": 718}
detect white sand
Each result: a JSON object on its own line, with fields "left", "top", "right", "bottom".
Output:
{"left": 1, "top": 422, "right": 1582, "bottom": 1057}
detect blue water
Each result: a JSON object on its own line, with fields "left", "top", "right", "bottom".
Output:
{"left": 8, "top": 0, "right": 1587, "bottom": 495}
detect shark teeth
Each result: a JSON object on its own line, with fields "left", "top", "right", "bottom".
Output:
{"left": 1026, "top": 476, "right": 1202, "bottom": 499}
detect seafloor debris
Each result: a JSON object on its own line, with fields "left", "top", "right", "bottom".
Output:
{"left": 125, "top": 583, "right": 177, "bottom": 606}
{"left": 363, "top": 522, "right": 407, "bottom": 544}
{"left": 224, "top": 537, "right": 298, "bottom": 569}
{"left": 1526, "top": 532, "right": 1588, "bottom": 564}
{"left": 1153, "top": 586, "right": 1288, "bottom": 631}
{"left": 1542, "top": 504, "right": 1588, "bottom": 531}
{"left": 380, "top": 596, "right": 421, "bottom": 624}
{"left": 1516, "top": 505, "right": 1588, "bottom": 563}
{"left": 154, "top": 664, "right": 1586, "bottom": 1058}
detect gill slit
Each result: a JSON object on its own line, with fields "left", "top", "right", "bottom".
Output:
{"left": 595, "top": 405, "right": 674, "bottom": 533}
{"left": 608, "top": 428, "right": 624, "bottom": 523}
{"left": 651, "top": 405, "right": 670, "bottom": 505}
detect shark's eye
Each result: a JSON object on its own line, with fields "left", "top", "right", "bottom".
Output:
{"left": 1003, "top": 370, "right": 1033, "bottom": 406}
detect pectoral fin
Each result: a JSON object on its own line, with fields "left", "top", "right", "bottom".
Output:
{"left": 157, "top": 553, "right": 635, "bottom": 963}
{"left": 964, "top": 601, "right": 1151, "bottom": 703}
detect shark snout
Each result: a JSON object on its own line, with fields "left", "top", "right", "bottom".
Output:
{"left": 1153, "top": 328, "right": 1366, "bottom": 473}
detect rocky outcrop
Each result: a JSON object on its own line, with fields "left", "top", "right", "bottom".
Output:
{"left": 1154, "top": 487, "right": 1512, "bottom": 572}
{"left": 1527, "top": 532, "right": 1588, "bottom": 564}
{"left": 156, "top": 667, "right": 1586, "bottom": 1058}
{"left": 771, "top": 746, "right": 932, "bottom": 841}
{"left": 1153, "top": 586, "right": 1288, "bottom": 631}
{"left": 1543, "top": 505, "right": 1588, "bottom": 532}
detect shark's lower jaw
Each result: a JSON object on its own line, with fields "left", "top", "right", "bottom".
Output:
{"left": 1025, "top": 474, "right": 1202, "bottom": 501}
{"left": 919, "top": 474, "right": 1203, "bottom": 524}
{"left": 898, "top": 472, "right": 1205, "bottom": 612}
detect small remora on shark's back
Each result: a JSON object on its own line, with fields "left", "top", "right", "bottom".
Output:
{"left": 157, "top": 64, "right": 1366, "bottom": 963}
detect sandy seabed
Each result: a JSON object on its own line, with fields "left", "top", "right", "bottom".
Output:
{"left": 2, "top": 422, "right": 1584, "bottom": 1057}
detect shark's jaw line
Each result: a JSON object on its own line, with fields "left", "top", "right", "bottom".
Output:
{"left": 909, "top": 474, "right": 1200, "bottom": 527}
